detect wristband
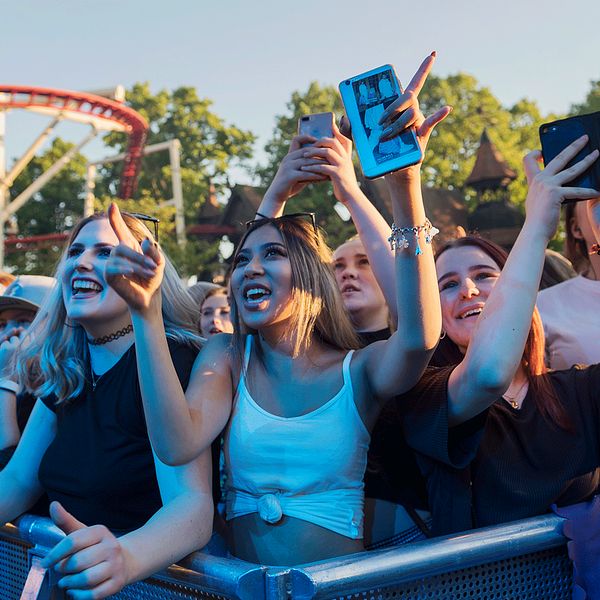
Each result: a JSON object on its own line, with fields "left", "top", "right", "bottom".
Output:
{"left": 388, "top": 219, "right": 439, "bottom": 255}
{"left": 0, "top": 378, "right": 19, "bottom": 394}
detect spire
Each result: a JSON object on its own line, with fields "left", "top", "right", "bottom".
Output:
{"left": 465, "top": 129, "right": 517, "bottom": 192}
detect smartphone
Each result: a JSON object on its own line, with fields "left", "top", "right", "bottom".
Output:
{"left": 539, "top": 111, "right": 600, "bottom": 198}
{"left": 339, "top": 64, "right": 422, "bottom": 179}
{"left": 297, "top": 112, "right": 334, "bottom": 143}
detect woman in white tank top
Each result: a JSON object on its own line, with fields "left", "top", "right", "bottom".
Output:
{"left": 104, "top": 54, "right": 448, "bottom": 565}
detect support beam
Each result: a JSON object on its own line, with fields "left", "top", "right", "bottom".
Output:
{"left": 0, "top": 116, "right": 63, "bottom": 194}
{"left": 169, "top": 140, "right": 186, "bottom": 247}
{"left": 0, "top": 127, "right": 98, "bottom": 223}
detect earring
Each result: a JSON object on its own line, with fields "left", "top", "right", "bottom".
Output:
{"left": 440, "top": 330, "right": 446, "bottom": 340}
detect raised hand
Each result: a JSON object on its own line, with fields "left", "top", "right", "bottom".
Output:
{"left": 299, "top": 122, "right": 360, "bottom": 204}
{"left": 523, "top": 135, "right": 600, "bottom": 241}
{"left": 262, "top": 134, "right": 329, "bottom": 208}
{"left": 41, "top": 501, "right": 131, "bottom": 599}
{"left": 105, "top": 203, "right": 164, "bottom": 312}
{"left": 378, "top": 53, "right": 451, "bottom": 168}
{"left": 0, "top": 326, "right": 25, "bottom": 376}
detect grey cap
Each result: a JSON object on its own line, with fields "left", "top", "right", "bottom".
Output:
{"left": 0, "top": 275, "right": 57, "bottom": 314}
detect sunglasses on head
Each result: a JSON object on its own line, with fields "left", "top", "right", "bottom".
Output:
{"left": 245, "top": 211, "right": 317, "bottom": 234}
{"left": 125, "top": 212, "right": 160, "bottom": 242}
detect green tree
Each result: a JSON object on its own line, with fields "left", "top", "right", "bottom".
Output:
{"left": 7, "top": 138, "right": 87, "bottom": 274}
{"left": 97, "top": 83, "right": 256, "bottom": 277}
{"left": 418, "top": 73, "right": 553, "bottom": 209}
{"left": 571, "top": 80, "right": 600, "bottom": 115}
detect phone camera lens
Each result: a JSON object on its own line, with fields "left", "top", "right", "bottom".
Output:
{"left": 345, "top": 80, "right": 350, "bottom": 85}
{"left": 301, "top": 116, "right": 309, "bottom": 121}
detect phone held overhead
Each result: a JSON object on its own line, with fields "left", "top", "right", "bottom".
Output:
{"left": 540, "top": 111, "right": 600, "bottom": 198}
{"left": 339, "top": 64, "right": 422, "bottom": 179}
{"left": 297, "top": 112, "right": 334, "bottom": 143}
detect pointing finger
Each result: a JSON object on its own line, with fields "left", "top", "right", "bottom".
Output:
{"left": 108, "top": 204, "right": 139, "bottom": 250}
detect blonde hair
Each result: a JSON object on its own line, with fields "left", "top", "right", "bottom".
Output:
{"left": 230, "top": 218, "right": 360, "bottom": 365}
{"left": 18, "top": 212, "right": 201, "bottom": 404}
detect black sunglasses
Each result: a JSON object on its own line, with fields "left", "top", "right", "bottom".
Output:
{"left": 126, "top": 212, "right": 160, "bottom": 242}
{"left": 245, "top": 211, "right": 317, "bottom": 234}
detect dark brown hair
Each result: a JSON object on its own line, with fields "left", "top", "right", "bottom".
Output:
{"left": 564, "top": 203, "right": 590, "bottom": 273}
{"left": 434, "top": 236, "right": 571, "bottom": 431}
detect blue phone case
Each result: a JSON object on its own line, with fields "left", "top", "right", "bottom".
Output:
{"left": 339, "top": 64, "right": 422, "bottom": 179}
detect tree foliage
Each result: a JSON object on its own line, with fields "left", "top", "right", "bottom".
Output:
{"left": 571, "top": 80, "right": 600, "bottom": 115}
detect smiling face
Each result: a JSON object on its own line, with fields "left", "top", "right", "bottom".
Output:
{"left": 230, "top": 224, "right": 294, "bottom": 335}
{"left": 200, "top": 292, "right": 233, "bottom": 337}
{"left": 333, "top": 238, "right": 388, "bottom": 332}
{"left": 61, "top": 218, "right": 131, "bottom": 337}
{"left": 436, "top": 245, "right": 502, "bottom": 353}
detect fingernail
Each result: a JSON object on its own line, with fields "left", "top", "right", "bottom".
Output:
{"left": 144, "top": 258, "right": 156, "bottom": 269}
{"left": 380, "top": 127, "right": 393, "bottom": 139}
{"left": 431, "top": 50, "right": 437, "bottom": 57}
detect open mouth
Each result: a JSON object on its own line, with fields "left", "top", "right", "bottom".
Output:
{"left": 341, "top": 283, "right": 360, "bottom": 294}
{"left": 243, "top": 285, "right": 272, "bottom": 306}
{"left": 72, "top": 278, "right": 103, "bottom": 297}
{"left": 458, "top": 307, "right": 483, "bottom": 319}
{"left": 209, "top": 327, "right": 223, "bottom": 335}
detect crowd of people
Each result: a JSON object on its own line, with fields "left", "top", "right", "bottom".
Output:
{"left": 0, "top": 54, "right": 598, "bottom": 598}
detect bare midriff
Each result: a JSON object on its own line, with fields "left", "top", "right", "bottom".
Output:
{"left": 229, "top": 514, "right": 363, "bottom": 565}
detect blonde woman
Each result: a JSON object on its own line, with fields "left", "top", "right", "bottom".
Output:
{"left": 0, "top": 212, "right": 213, "bottom": 599}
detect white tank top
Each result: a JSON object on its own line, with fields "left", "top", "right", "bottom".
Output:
{"left": 224, "top": 335, "right": 370, "bottom": 539}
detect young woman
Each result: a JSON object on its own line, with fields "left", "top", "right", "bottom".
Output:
{"left": 537, "top": 195, "right": 600, "bottom": 368}
{"left": 399, "top": 136, "right": 600, "bottom": 535}
{"left": 199, "top": 286, "right": 233, "bottom": 337}
{"left": 104, "top": 55, "right": 445, "bottom": 565}
{"left": 0, "top": 212, "right": 213, "bottom": 599}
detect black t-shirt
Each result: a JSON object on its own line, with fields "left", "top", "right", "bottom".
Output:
{"left": 38, "top": 340, "right": 198, "bottom": 533}
{"left": 405, "top": 364, "right": 600, "bottom": 535}
{"left": 358, "top": 328, "right": 430, "bottom": 512}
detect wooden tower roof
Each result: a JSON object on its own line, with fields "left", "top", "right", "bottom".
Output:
{"left": 465, "top": 129, "right": 517, "bottom": 191}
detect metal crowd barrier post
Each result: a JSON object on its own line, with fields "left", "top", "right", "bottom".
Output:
{"left": 1, "top": 513, "right": 573, "bottom": 599}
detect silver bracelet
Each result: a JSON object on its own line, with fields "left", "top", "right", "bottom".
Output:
{"left": 0, "top": 378, "right": 19, "bottom": 394}
{"left": 388, "top": 219, "right": 439, "bottom": 255}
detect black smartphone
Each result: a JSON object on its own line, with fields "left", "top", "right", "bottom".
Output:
{"left": 539, "top": 111, "right": 600, "bottom": 198}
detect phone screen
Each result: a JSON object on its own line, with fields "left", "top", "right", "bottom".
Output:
{"left": 350, "top": 69, "right": 417, "bottom": 165}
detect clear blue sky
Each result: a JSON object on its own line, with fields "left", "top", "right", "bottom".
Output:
{"left": 2, "top": 0, "right": 599, "bottom": 184}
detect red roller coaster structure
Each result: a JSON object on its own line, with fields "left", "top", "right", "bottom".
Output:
{"left": 0, "top": 85, "right": 148, "bottom": 198}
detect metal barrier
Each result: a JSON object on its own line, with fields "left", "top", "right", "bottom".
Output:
{"left": 0, "top": 513, "right": 572, "bottom": 599}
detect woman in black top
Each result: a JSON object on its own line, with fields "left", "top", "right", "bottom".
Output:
{"left": 0, "top": 211, "right": 213, "bottom": 599}
{"left": 405, "top": 135, "right": 600, "bottom": 535}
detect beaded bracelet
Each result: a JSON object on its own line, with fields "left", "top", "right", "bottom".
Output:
{"left": 590, "top": 243, "right": 599, "bottom": 256}
{"left": 388, "top": 219, "right": 439, "bottom": 255}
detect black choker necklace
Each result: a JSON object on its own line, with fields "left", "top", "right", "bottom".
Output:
{"left": 88, "top": 324, "right": 133, "bottom": 346}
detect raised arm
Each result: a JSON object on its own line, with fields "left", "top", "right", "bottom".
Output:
{"left": 351, "top": 54, "right": 449, "bottom": 400}
{"left": 41, "top": 448, "right": 213, "bottom": 598}
{"left": 300, "top": 121, "right": 399, "bottom": 322}
{"left": 105, "top": 204, "right": 232, "bottom": 465}
{"left": 447, "top": 136, "right": 600, "bottom": 425}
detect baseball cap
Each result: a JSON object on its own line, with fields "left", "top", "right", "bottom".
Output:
{"left": 0, "top": 275, "right": 57, "bottom": 314}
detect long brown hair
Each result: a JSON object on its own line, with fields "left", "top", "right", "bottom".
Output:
{"left": 229, "top": 217, "right": 360, "bottom": 366}
{"left": 434, "top": 236, "right": 571, "bottom": 431}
